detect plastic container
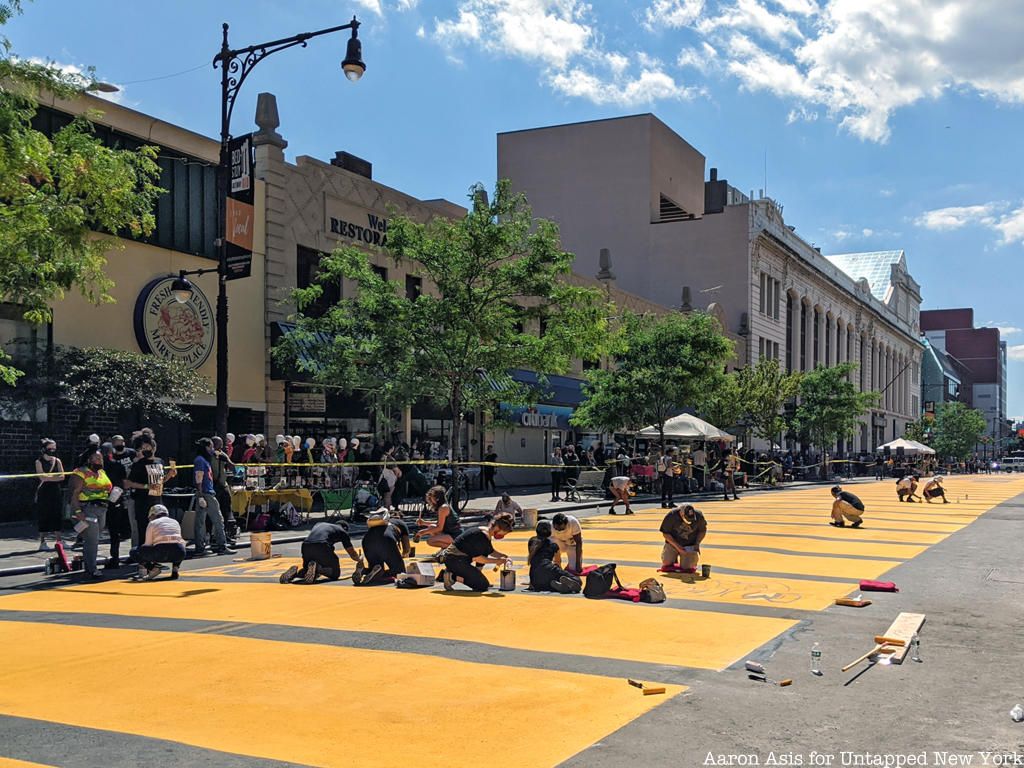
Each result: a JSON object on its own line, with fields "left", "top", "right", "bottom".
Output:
{"left": 250, "top": 531, "right": 272, "bottom": 561}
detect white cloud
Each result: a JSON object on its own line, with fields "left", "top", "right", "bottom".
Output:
{"left": 786, "top": 104, "right": 818, "bottom": 123}
{"left": 879, "top": 189, "right": 895, "bottom": 198}
{"left": 773, "top": 0, "right": 818, "bottom": 14}
{"left": 993, "top": 204, "right": 1024, "bottom": 244}
{"left": 698, "top": 0, "right": 804, "bottom": 43}
{"left": 416, "top": 25, "right": 426, "bottom": 38}
{"left": 434, "top": 9, "right": 482, "bottom": 43}
{"left": 1007, "top": 344, "right": 1024, "bottom": 361}
{"left": 550, "top": 64, "right": 697, "bottom": 106}
{"left": 832, "top": 228, "right": 851, "bottom": 240}
{"left": 862, "top": 227, "right": 874, "bottom": 236}
{"left": 914, "top": 203, "right": 1002, "bottom": 232}
{"left": 395, "top": 0, "right": 419, "bottom": 9}
{"left": 645, "top": 0, "right": 705, "bottom": 29}
{"left": 26, "top": 57, "right": 124, "bottom": 104}
{"left": 998, "top": 326, "right": 1022, "bottom": 336}
{"left": 676, "top": 42, "right": 718, "bottom": 72}
{"left": 353, "top": 0, "right": 384, "bottom": 16}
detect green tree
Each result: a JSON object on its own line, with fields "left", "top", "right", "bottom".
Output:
{"left": 0, "top": 343, "right": 210, "bottom": 422}
{"left": 0, "top": 1, "right": 161, "bottom": 384}
{"left": 571, "top": 311, "right": 735, "bottom": 448}
{"left": 794, "top": 363, "right": 877, "bottom": 469}
{"left": 903, "top": 419, "right": 929, "bottom": 443}
{"left": 700, "top": 370, "right": 742, "bottom": 431}
{"left": 276, "top": 180, "right": 608, "bottom": 462}
{"left": 736, "top": 358, "right": 802, "bottom": 445}
{"left": 929, "top": 401, "right": 987, "bottom": 460}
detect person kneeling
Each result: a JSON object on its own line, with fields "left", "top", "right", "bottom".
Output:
{"left": 527, "top": 521, "right": 582, "bottom": 594}
{"left": 660, "top": 504, "right": 706, "bottom": 573}
{"left": 355, "top": 509, "right": 410, "bottom": 586}
{"left": 439, "top": 514, "right": 514, "bottom": 592}
{"left": 922, "top": 475, "right": 949, "bottom": 504}
{"left": 133, "top": 504, "right": 185, "bottom": 581}
{"left": 280, "top": 521, "right": 359, "bottom": 584}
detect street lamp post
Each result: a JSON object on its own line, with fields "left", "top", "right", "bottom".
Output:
{"left": 208, "top": 18, "right": 365, "bottom": 437}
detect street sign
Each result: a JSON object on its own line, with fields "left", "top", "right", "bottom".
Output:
{"left": 226, "top": 133, "right": 254, "bottom": 281}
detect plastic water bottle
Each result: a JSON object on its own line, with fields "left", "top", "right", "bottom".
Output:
{"left": 811, "top": 642, "right": 822, "bottom": 675}
{"left": 1011, "top": 704, "right": 1024, "bottom": 723}
{"left": 910, "top": 633, "right": 922, "bottom": 662}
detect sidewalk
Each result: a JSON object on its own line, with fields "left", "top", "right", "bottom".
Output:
{"left": 0, "top": 475, "right": 876, "bottom": 577}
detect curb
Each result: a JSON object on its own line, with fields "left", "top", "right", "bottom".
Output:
{"left": 0, "top": 476, "right": 874, "bottom": 579}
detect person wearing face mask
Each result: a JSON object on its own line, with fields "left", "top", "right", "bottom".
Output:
{"left": 34, "top": 439, "right": 65, "bottom": 551}
{"left": 68, "top": 448, "right": 113, "bottom": 579}
{"left": 438, "top": 513, "right": 514, "bottom": 592}
{"left": 125, "top": 435, "right": 177, "bottom": 545}
{"left": 211, "top": 436, "right": 238, "bottom": 541}
{"left": 101, "top": 441, "right": 132, "bottom": 569}
{"left": 193, "top": 438, "right": 234, "bottom": 556}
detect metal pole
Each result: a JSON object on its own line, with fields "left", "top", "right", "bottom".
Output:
{"left": 215, "top": 23, "right": 231, "bottom": 439}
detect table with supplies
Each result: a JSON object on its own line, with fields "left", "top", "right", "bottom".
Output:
{"left": 230, "top": 487, "right": 314, "bottom": 528}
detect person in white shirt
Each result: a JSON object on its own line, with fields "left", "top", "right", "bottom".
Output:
{"left": 896, "top": 474, "right": 921, "bottom": 503}
{"left": 692, "top": 446, "right": 707, "bottom": 491}
{"left": 551, "top": 512, "right": 584, "bottom": 573}
{"left": 133, "top": 504, "right": 186, "bottom": 581}
{"left": 608, "top": 475, "right": 634, "bottom": 515}
{"left": 493, "top": 492, "right": 523, "bottom": 523}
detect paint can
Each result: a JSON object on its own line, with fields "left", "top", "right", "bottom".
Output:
{"left": 250, "top": 531, "right": 272, "bottom": 561}
{"left": 499, "top": 564, "right": 517, "bottom": 591}
{"left": 701, "top": 564, "right": 711, "bottom": 578}
{"left": 523, "top": 508, "right": 538, "bottom": 529}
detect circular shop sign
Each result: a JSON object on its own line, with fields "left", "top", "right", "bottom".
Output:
{"left": 133, "top": 277, "right": 215, "bottom": 369}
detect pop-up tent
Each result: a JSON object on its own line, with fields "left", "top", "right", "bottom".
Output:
{"left": 638, "top": 413, "right": 735, "bottom": 441}
{"left": 876, "top": 437, "right": 935, "bottom": 455}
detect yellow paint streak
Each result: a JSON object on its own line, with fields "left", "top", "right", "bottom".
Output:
{"left": 0, "top": 581, "right": 794, "bottom": 671}
{"left": 0, "top": 759, "right": 57, "bottom": 768}
{"left": 0, "top": 622, "right": 682, "bottom": 768}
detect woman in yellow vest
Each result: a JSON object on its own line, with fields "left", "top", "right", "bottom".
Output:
{"left": 68, "top": 448, "right": 113, "bottom": 579}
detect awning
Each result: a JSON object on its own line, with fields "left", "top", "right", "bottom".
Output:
{"left": 270, "top": 321, "right": 334, "bottom": 381}
{"left": 638, "top": 413, "right": 735, "bottom": 441}
{"left": 507, "top": 369, "right": 586, "bottom": 406}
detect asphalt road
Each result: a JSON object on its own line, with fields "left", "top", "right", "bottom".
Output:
{"left": 0, "top": 476, "right": 1021, "bottom": 768}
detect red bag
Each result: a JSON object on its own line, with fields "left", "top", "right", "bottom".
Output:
{"left": 859, "top": 579, "right": 898, "bottom": 592}
{"left": 606, "top": 586, "right": 643, "bottom": 603}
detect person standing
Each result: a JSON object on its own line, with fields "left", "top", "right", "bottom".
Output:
{"left": 829, "top": 485, "right": 864, "bottom": 527}
{"left": 35, "top": 439, "right": 65, "bottom": 551}
{"left": 723, "top": 448, "right": 740, "bottom": 501}
{"left": 551, "top": 512, "right": 584, "bottom": 572}
{"left": 657, "top": 447, "right": 676, "bottom": 508}
{"left": 192, "top": 438, "right": 234, "bottom": 556}
{"left": 549, "top": 447, "right": 564, "bottom": 502}
{"left": 125, "top": 435, "right": 176, "bottom": 547}
{"left": 482, "top": 445, "right": 498, "bottom": 492}
{"left": 563, "top": 445, "right": 580, "bottom": 485}
{"left": 101, "top": 441, "right": 131, "bottom": 569}
{"left": 211, "top": 436, "right": 238, "bottom": 541}
{"left": 593, "top": 442, "right": 606, "bottom": 468}
{"left": 660, "top": 504, "right": 707, "bottom": 573}
{"left": 692, "top": 444, "right": 707, "bottom": 492}
{"left": 68, "top": 449, "right": 113, "bottom": 579}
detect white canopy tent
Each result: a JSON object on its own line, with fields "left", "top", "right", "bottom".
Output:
{"left": 638, "top": 413, "right": 736, "bottom": 442}
{"left": 876, "top": 437, "right": 935, "bottom": 455}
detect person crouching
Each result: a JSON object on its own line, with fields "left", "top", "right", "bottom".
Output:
{"left": 280, "top": 521, "right": 360, "bottom": 584}
{"left": 439, "top": 513, "right": 514, "bottom": 592}
{"left": 133, "top": 504, "right": 186, "bottom": 581}
{"left": 830, "top": 485, "right": 865, "bottom": 528}
{"left": 527, "top": 521, "right": 582, "bottom": 594}
{"left": 896, "top": 474, "right": 921, "bottom": 503}
{"left": 922, "top": 475, "right": 950, "bottom": 504}
{"left": 354, "top": 509, "right": 411, "bottom": 586}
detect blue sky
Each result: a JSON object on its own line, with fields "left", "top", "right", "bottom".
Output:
{"left": 8, "top": 0, "right": 1023, "bottom": 418}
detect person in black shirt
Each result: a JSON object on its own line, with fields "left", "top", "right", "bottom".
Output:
{"left": 355, "top": 512, "right": 411, "bottom": 586}
{"left": 280, "top": 522, "right": 360, "bottom": 584}
{"left": 102, "top": 442, "right": 131, "bottom": 569}
{"left": 125, "top": 436, "right": 176, "bottom": 550}
{"left": 829, "top": 485, "right": 864, "bottom": 528}
{"left": 415, "top": 485, "right": 462, "bottom": 551}
{"left": 439, "top": 514, "right": 514, "bottom": 592}
{"left": 482, "top": 445, "right": 498, "bottom": 492}
{"left": 527, "top": 521, "right": 582, "bottom": 593}
{"left": 660, "top": 504, "right": 707, "bottom": 572}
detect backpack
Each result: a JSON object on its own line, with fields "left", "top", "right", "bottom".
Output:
{"left": 583, "top": 563, "right": 622, "bottom": 598}
{"left": 639, "top": 577, "right": 667, "bottom": 603}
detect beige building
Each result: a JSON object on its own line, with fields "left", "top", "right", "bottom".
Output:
{"left": 498, "top": 114, "right": 923, "bottom": 452}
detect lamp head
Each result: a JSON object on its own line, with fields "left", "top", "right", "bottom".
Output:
{"left": 170, "top": 272, "right": 193, "bottom": 304}
{"left": 342, "top": 23, "right": 365, "bottom": 82}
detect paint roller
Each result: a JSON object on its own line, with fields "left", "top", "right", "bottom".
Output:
{"left": 841, "top": 635, "right": 907, "bottom": 672}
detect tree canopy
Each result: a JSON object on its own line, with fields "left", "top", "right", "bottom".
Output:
{"left": 0, "top": 1, "right": 162, "bottom": 384}
{"left": 276, "top": 180, "right": 608, "bottom": 461}
{"left": 794, "top": 363, "right": 877, "bottom": 456}
{"left": 928, "top": 401, "right": 987, "bottom": 460}
{"left": 571, "top": 310, "right": 735, "bottom": 447}
{"left": 736, "top": 357, "right": 802, "bottom": 444}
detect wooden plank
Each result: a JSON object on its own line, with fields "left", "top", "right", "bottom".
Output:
{"left": 881, "top": 612, "right": 925, "bottom": 663}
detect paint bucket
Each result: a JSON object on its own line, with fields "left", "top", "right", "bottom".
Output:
{"left": 701, "top": 564, "right": 711, "bottom": 578}
{"left": 250, "top": 531, "right": 272, "bottom": 561}
{"left": 499, "top": 564, "right": 517, "bottom": 591}
{"left": 523, "top": 508, "right": 538, "bottom": 529}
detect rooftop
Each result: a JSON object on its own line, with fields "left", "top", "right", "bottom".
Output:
{"left": 825, "top": 250, "right": 906, "bottom": 302}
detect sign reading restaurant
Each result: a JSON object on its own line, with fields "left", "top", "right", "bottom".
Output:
{"left": 325, "top": 196, "right": 388, "bottom": 247}
{"left": 133, "top": 277, "right": 215, "bottom": 369}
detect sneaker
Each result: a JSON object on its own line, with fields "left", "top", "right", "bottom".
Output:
{"left": 442, "top": 569, "right": 454, "bottom": 591}
{"left": 363, "top": 564, "right": 383, "bottom": 586}
{"left": 396, "top": 577, "right": 418, "bottom": 589}
{"left": 550, "top": 575, "right": 580, "bottom": 594}
{"left": 170, "top": 567, "right": 180, "bottom": 580}
{"left": 351, "top": 560, "right": 366, "bottom": 585}
{"left": 625, "top": 508, "right": 634, "bottom": 515}
{"left": 104, "top": 558, "right": 120, "bottom": 570}
{"left": 279, "top": 565, "right": 299, "bottom": 584}
{"left": 192, "top": 549, "right": 208, "bottom": 558}
{"left": 609, "top": 509, "right": 618, "bottom": 515}
{"left": 213, "top": 546, "right": 237, "bottom": 556}
{"left": 135, "top": 565, "right": 147, "bottom": 580}
{"left": 851, "top": 520, "right": 863, "bottom": 528}
{"left": 146, "top": 565, "right": 164, "bottom": 580}
{"left": 435, "top": 568, "right": 447, "bottom": 584}
{"left": 302, "top": 563, "right": 319, "bottom": 584}
{"left": 829, "top": 520, "right": 845, "bottom": 527}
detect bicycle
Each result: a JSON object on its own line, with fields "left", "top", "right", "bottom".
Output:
{"left": 435, "top": 465, "right": 471, "bottom": 513}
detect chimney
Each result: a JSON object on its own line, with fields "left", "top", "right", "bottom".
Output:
{"left": 331, "top": 151, "right": 372, "bottom": 179}
{"left": 681, "top": 285, "right": 692, "bottom": 312}
{"left": 596, "top": 247, "right": 615, "bottom": 282}
{"left": 710, "top": 167, "right": 718, "bottom": 182}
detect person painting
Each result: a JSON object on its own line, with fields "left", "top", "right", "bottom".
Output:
{"left": 660, "top": 504, "right": 707, "bottom": 573}
{"left": 439, "top": 513, "right": 514, "bottom": 592}
{"left": 551, "top": 512, "right": 584, "bottom": 573}
{"left": 34, "top": 439, "right": 65, "bottom": 552}
{"left": 354, "top": 509, "right": 411, "bottom": 586}
{"left": 830, "top": 485, "right": 865, "bottom": 528}
{"left": 723, "top": 448, "right": 740, "bottom": 501}
{"left": 896, "top": 474, "right": 921, "bottom": 503}
{"left": 527, "top": 520, "right": 582, "bottom": 593}
{"left": 414, "top": 485, "right": 462, "bottom": 550}
{"left": 133, "top": 504, "right": 186, "bottom": 581}
{"left": 922, "top": 475, "right": 950, "bottom": 504}
{"left": 68, "top": 449, "right": 113, "bottom": 579}
{"left": 608, "top": 475, "right": 634, "bottom": 515}
{"left": 279, "top": 521, "right": 360, "bottom": 584}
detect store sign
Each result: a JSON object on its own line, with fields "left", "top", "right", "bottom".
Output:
{"left": 290, "top": 391, "right": 327, "bottom": 414}
{"left": 225, "top": 134, "right": 254, "bottom": 280}
{"left": 500, "top": 403, "right": 573, "bottom": 429}
{"left": 133, "top": 277, "right": 214, "bottom": 369}
{"left": 325, "top": 197, "right": 389, "bottom": 248}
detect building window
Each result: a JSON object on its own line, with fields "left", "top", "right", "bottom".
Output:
{"left": 405, "top": 275, "right": 422, "bottom": 301}
{"left": 372, "top": 265, "right": 388, "bottom": 281}
{"left": 800, "top": 303, "right": 807, "bottom": 371}
{"left": 825, "top": 317, "right": 831, "bottom": 366}
{"left": 912, "top": 395, "right": 919, "bottom": 415}
{"left": 759, "top": 273, "right": 781, "bottom": 320}
{"left": 758, "top": 336, "right": 765, "bottom": 360}
{"left": 786, "top": 295, "right": 794, "bottom": 373}
{"left": 859, "top": 336, "right": 866, "bottom": 390}
{"left": 296, "top": 246, "right": 340, "bottom": 318}
{"left": 773, "top": 279, "right": 780, "bottom": 320}
{"left": 813, "top": 309, "right": 820, "bottom": 367}
{"left": 582, "top": 358, "right": 600, "bottom": 371}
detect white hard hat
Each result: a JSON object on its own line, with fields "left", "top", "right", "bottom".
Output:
{"left": 226, "top": 433, "right": 235, "bottom": 442}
